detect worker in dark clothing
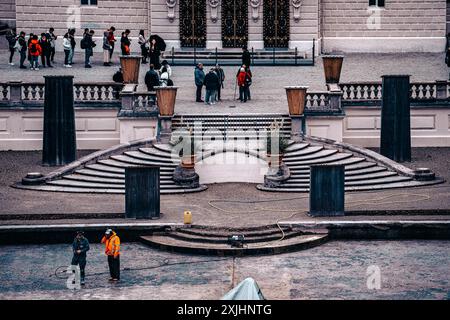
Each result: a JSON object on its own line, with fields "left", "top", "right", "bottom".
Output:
{"left": 145, "top": 64, "right": 160, "bottom": 91}
{"left": 71, "top": 231, "right": 90, "bottom": 285}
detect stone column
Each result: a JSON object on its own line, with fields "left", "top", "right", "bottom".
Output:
{"left": 327, "top": 83, "right": 343, "bottom": 111}
{"left": 125, "top": 166, "right": 160, "bottom": 219}
{"left": 158, "top": 115, "right": 173, "bottom": 144}
{"left": 380, "top": 75, "right": 411, "bottom": 162}
{"left": 435, "top": 80, "right": 448, "bottom": 100}
{"left": 309, "top": 164, "right": 345, "bottom": 217}
{"left": 42, "top": 76, "right": 76, "bottom": 166}
{"left": 8, "top": 81, "right": 22, "bottom": 105}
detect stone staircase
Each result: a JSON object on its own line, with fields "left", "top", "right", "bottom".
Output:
{"left": 140, "top": 225, "right": 329, "bottom": 256}
{"left": 15, "top": 114, "right": 443, "bottom": 194}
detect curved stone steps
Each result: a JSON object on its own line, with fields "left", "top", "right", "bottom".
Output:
{"left": 47, "top": 179, "right": 183, "bottom": 189}
{"left": 277, "top": 175, "right": 412, "bottom": 188}
{"left": 20, "top": 184, "right": 206, "bottom": 194}
{"left": 138, "top": 147, "right": 174, "bottom": 158}
{"left": 140, "top": 231, "right": 328, "bottom": 256}
{"left": 284, "top": 143, "right": 310, "bottom": 152}
{"left": 63, "top": 174, "right": 175, "bottom": 185}
{"left": 284, "top": 153, "right": 354, "bottom": 166}
{"left": 124, "top": 150, "right": 180, "bottom": 164}
{"left": 284, "top": 171, "right": 398, "bottom": 184}
{"left": 289, "top": 165, "right": 387, "bottom": 178}
{"left": 283, "top": 149, "right": 339, "bottom": 162}
{"left": 283, "top": 145, "right": 324, "bottom": 158}
{"left": 108, "top": 155, "right": 179, "bottom": 167}
{"left": 177, "top": 225, "right": 294, "bottom": 238}
{"left": 75, "top": 168, "right": 173, "bottom": 179}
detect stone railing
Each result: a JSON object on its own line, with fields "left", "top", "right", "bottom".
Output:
{"left": 0, "top": 81, "right": 123, "bottom": 106}
{"left": 305, "top": 86, "right": 342, "bottom": 113}
{"left": 339, "top": 80, "right": 449, "bottom": 102}
{"left": 118, "top": 84, "right": 158, "bottom": 117}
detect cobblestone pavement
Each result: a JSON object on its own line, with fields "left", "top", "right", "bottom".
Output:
{"left": 0, "top": 148, "right": 449, "bottom": 226}
{"left": 0, "top": 241, "right": 449, "bottom": 299}
{"left": 1, "top": 50, "right": 448, "bottom": 114}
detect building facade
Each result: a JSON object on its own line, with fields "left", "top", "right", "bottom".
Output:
{"left": 3, "top": 0, "right": 448, "bottom": 53}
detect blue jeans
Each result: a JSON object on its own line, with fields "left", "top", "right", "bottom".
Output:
{"left": 205, "top": 89, "right": 217, "bottom": 104}
{"left": 30, "top": 56, "right": 39, "bottom": 68}
{"left": 85, "top": 48, "right": 93, "bottom": 66}
{"left": 68, "top": 48, "right": 74, "bottom": 64}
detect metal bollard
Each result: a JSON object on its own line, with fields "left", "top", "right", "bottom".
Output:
{"left": 42, "top": 75, "right": 76, "bottom": 166}
{"left": 309, "top": 164, "right": 345, "bottom": 216}
{"left": 125, "top": 166, "right": 160, "bottom": 219}
{"left": 380, "top": 75, "right": 411, "bottom": 162}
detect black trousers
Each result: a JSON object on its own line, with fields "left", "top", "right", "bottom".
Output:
{"left": 217, "top": 86, "right": 222, "bottom": 100}
{"left": 107, "top": 255, "right": 120, "bottom": 280}
{"left": 50, "top": 47, "right": 55, "bottom": 62}
{"left": 239, "top": 86, "right": 248, "bottom": 102}
{"left": 20, "top": 51, "right": 26, "bottom": 67}
{"left": 196, "top": 85, "right": 203, "bottom": 101}
{"left": 9, "top": 48, "right": 15, "bottom": 63}
{"left": 71, "top": 255, "right": 87, "bottom": 281}
{"left": 41, "top": 53, "right": 52, "bottom": 67}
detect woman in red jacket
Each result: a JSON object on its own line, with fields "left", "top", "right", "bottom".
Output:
{"left": 28, "top": 35, "right": 42, "bottom": 71}
{"left": 237, "top": 67, "right": 248, "bottom": 103}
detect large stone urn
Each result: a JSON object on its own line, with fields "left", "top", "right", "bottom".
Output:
{"left": 119, "top": 55, "right": 142, "bottom": 83}
{"left": 322, "top": 55, "right": 344, "bottom": 84}
{"left": 155, "top": 86, "right": 178, "bottom": 117}
{"left": 285, "top": 86, "right": 308, "bottom": 116}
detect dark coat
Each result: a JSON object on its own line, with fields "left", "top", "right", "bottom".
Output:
{"left": 145, "top": 69, "right": 160, "bottom": 91}
{"left": 204, "top": 71, "right": 219, "bottom": 90}
{"left": 242, "top": 49, "right": 251, "bottom": 67}
{"left": 72, "top": 237, "right": 90, "bottom": 259}
{"left": 194, "top": 66, "right": 205, "bottom": 86}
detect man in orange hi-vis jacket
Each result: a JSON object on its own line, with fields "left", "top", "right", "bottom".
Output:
{"left": 101, "top": 229, "right": 121, "bottom": 281}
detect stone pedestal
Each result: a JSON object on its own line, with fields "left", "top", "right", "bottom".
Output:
{"left": 125, "top": 166, "right": 160, "bottom": 219}
{"left": 158, "top": 115, "right": 173, "bottom": 144}
{"left": 380, "top": 75, "right": 411, "bottom": 162}
{"left": 290, "top": 115, "right": 306, "bottom": 142}
{"left": 42, "top": 75, "right": 76, "bottom": 166}
{"left": 264, "top": 163, "right": 290, "bottom": 188}
{"left": 309, "top": 164, "right": 345, "bottom": 217}
{"left": 173, "top": 165, "right": 199, "bottom": 188}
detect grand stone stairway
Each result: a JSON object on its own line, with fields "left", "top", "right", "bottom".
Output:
{"left": 15, "top": 114, "right": 443, "bottom": 193}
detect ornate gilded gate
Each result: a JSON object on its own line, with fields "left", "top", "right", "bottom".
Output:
{"left": 263, "top": 0, "right": 290, "bottom": 48}
{"left": 222, "top": 0, "right": 248, "bottom": 48}
{"left": 179, "top": 0, "right": 207, "bottom": 47}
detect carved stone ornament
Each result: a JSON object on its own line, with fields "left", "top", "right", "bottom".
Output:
{"left": 208, "top": 0, "right": 220, "bottom": 23}
{"left": 292, "top": 0, "right": 303, "bottom": 22}
{"left": 250, "top": 0, "right": 261, "bottom": 22}
{"left": 166, "top": 0, "right": 177, "bottom": 22}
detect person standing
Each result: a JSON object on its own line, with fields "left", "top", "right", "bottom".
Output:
{"left": 160, "top": 60, "right": 172, "bottom": 78}
{"left": 245, "top": 66, "right": 252, "bottom": 101}
{"left": 107, "top": 26, "right": 116, "bottom": 60}
{"left": 204, "top": 68, "right": 219, "bottom": 105}
{"left": 39, "top": 33, "right": 52, "bottom": 68}
{"left": 83, "top": 30, "right": 95, "bottom": 68}
{"left": 6, "top": 29, "right": 17, "bottom": 66}
{"left": 28, "top": 35, "right": 42, "bottom": 71}
{"left": 145, "top": 64, "right": 160, "bottom": 91}
{"left": 194, "top": 63, "right": 205, "bottom": 102}
{"left": 214, "top": 64, "right": 225, "bottom": 102}
{"left": 71, "top": 231, "right": 90, "bottom": 286}
{"left": 148, "top": 38, "right": 161, "bottom": 69}
{"left": 101, "top": 229, "right": 121, "bottom": 282}
{"left": 102, "top": 31, "right": 112, "bottom": 66}
{"left": 17, "top": 31, "right": 27, "bottom": 69}
{"left": 138, "top": 29, "right": 148, "bottom": 64}
{"left": 62, "top": 33, "right": 72, "bottom": 68}
{"left": 120, "top": 29, "right": 131, "bottom": 55}
{"left": 242, "top": 46, "right": 251, "bottom": 69}
{"left": 48, "top": 27, "right": 57, "bottom": 63}
{"left": 159, "top": 66, "right": 170, "bottom": 87}
{"left": 27, "top": 33, "right": 34, "bottom": 67}
{"left": 68, "top": 28, "right": 76, "bottom": 65}
{"left": 237, "top": 67, "right": 248, "bottom": 102}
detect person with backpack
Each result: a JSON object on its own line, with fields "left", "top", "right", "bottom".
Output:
{"left": 107, "top": 26, "right": 116, "bottom": 60}
{"left": 39, "top": 33, "right": 52, "bottom": 68}
{"left": 27, "top": 33, "right": 34, "bottom": 67}
{"left": 17, "top": 31, "right": 27, "bottom": 69}
{"left": 102, "top": 30, "right": 112, "bottom": 66}
{"left": 63, "top": 33, "right": 72, "bottom": 68}
{"left": 48, "top": 27, "right": 57, "bottom": 63}
{"left": 145, "top": 64, "right": 160, "bottom": 92}
{"left": 82, "top": 30, "right": 96, "bottom": 68}
{"left": 121, "top": 30, "right": 131, "bottom": 55}
{"left": 6, "top": 29, "right": 17, "bottom": 66}
{"left": 28, "top": 35, "right": 42, "bottom": 70}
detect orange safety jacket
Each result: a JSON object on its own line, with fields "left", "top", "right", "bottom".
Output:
{"left": 101, "top": 232, "right": 120, "bottom": 257}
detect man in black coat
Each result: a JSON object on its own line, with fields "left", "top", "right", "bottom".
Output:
{"left": 145, "top": 64, "right": 160, "bottom": 103}
{"left": 242, "top": 46, "right": 251, "bottom": 68}
{"left": 71, "top": 231, "right": 90, "bottom": 285}
{"left": 203, "top": 68, "right": 220, "bottom": 105}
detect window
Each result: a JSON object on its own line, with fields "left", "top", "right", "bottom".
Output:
{"left": 81, "top": 0, "right": 97, "bottom": 5}
{"left": 369, "top": 0, "right": 385, "bottom": 7}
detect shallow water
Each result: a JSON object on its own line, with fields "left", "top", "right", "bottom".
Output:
{"left": 0, "top": 240, "right": 449, "bottom": 300}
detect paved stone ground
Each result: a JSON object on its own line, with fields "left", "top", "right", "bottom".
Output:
{"left": 0, "top": 148, "right": 449, "bottom": 226}
{"left": 0, "top": 241, "right": 448, "bottom": 300}
{"left": 1, "top": 50, "right": 448, "bottom": 114}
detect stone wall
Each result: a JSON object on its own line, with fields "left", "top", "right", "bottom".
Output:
{"left": 321, "top": 0, "right": 447, "bottom": 52}
{"left": 0, "top": 0, "right": 16, "bottom": 22}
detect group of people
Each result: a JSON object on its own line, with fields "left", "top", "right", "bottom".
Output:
{"left": 194, "top": 47, "right": 253, "bottom": 104}
{"left": 6, "top": 28, "right": 57, "bottom": 70}
{"left": 144, "top": 60, "right": 174, "bottom": 91}
{"left": 5, "top": 26, "right": 164, "bottom": 70}
{"left": 71, "top": 229, "right": 121, "bottom": 285}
